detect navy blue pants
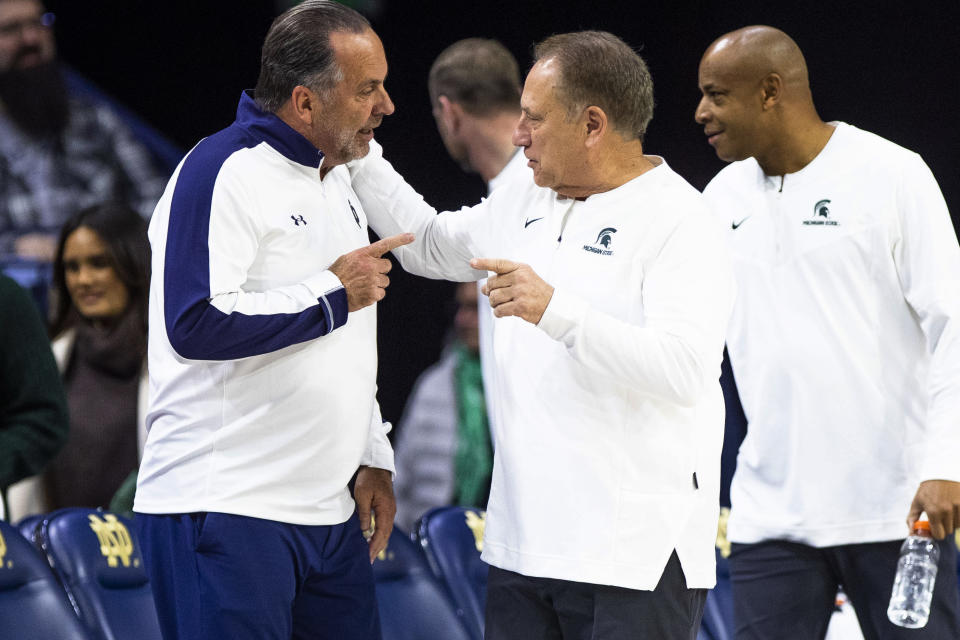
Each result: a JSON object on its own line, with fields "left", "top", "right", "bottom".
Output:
{"left": 485, "top": 551, "right": 706, "bottom": 640}
{"left": 729, "top": 539, "right": 960, "bottom": 639}
{"left": 135, "top": 511, "right": 380, "bottom": 640}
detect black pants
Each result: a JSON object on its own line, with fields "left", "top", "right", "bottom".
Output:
{"left": 729, "top": 539, "right": 960, "bottom": 640}
{"left": 484, "top": 551, "right": 706, "bottom": 640}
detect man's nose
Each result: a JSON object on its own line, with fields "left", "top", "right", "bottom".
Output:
{"left": 511, "top": 125, "right": 528, "bottom": 147}
{"left": 17, "top": 17, "right": 50, "bottom": 48}
{"left": 694, "top": 98, "right": 710, "bottom": 124}
{"left": 377, "top": 88, "right": 395, "bottom": 116}
{"left": 20, "top": 26, "right": 42, "bottom": 46}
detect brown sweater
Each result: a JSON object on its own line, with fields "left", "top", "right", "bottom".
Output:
{"left": 45, "top": 309, "right": 143, "bottom": 509}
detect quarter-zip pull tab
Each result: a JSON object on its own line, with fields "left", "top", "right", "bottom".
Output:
{"left": 778, "top": 175, "right": 785, "bottom": 193}
{"left": 348, "top": 199, "right": 361, "bottom": 228}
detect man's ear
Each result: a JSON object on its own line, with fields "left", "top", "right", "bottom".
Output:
{"left": 289, "top": 85, "right": 319, "bottom": 126}
{"left": 583, "top": 105, "right": 607, "bottom": 148}
{"left": 760, "top": 73, "right": 783, "bottom": 110}
{"left": 437, "top": 95, "right": 464, "bottom": 134}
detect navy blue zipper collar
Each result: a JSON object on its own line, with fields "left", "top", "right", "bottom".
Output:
{"left": 234, "top": 90, "right": 325, "bottom": 169}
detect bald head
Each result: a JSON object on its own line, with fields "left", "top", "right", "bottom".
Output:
{"left": 702, "top": 26, "right": 810, "bottom": 100}
{"left": 696, "top": 26, "right": 832, "bottom": 174}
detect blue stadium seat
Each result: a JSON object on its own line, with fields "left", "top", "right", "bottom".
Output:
{"left": 415, "top": 506, "right": 488, "bottom": 640}
{"left": 0, "top": 519, "right": 91, "bottom": 639}
{"left": 373, "top": 526, "right": 473, "bottom": 640}
{"left": 36, "top": 508, "right": 162, "bottom": 640}
{"left": 0, "top": 258, "right": 53, "bottom": 317}
{"left": 16, "top": 513, "right": 45, "bottom": 544}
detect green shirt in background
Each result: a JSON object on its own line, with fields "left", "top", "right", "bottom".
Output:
{"left": 0, "top": 275, "right": 69, "bottom": 517}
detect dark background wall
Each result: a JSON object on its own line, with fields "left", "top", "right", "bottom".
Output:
{"left": 45, "top": 0, "right": 960, "bottom": 428}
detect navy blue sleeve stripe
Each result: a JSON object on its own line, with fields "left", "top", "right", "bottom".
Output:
{"left": 163, "top": 127, "right": 348, "bottom": 361}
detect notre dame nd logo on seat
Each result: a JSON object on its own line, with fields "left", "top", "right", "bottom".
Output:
{"left": 464, "top": 510, "right": 486, "bottom": 552}
{"left": 88, "top": 514, "right": 138, "bottom": 568}
{"left": 0, "top": 529, "right": 11, "bottom": 569}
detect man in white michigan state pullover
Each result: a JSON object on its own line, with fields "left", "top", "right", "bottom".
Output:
{"left": 352, "top": 31, "right": 734, "bottom": 640}
{"left": 696, "top": 25, "right": 960, "bottom": 639}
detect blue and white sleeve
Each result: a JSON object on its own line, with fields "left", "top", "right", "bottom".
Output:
{"left": 161, "top": 144, "right": 348, "bottom": 361}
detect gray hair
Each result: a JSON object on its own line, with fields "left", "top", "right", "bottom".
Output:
{"left": 533, "top": 31, "right": 654, "bottom": 141}
{"left": 254, "top": 0, "right": 370, "bottom": 113}
{"left": 428, "top": 38, "right": 521, "bottom": 117}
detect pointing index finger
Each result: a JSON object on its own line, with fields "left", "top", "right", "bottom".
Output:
{"left": 470, "top": 257, "right": 519, "bottom": 274}
{"left": 367, "top": 233, "right": 415, "bottom": 257}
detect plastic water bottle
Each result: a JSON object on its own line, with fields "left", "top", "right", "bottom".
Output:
{"left": 887, "top": 518, "right": 939, "bottom": 628}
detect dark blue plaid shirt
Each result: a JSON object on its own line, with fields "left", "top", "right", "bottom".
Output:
{"left": 0, "top": 93, "right": 167, "bottom": 254}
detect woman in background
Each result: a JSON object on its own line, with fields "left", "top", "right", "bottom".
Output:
{"left": 45, "top": 201, "right": 149, "bottom": 511}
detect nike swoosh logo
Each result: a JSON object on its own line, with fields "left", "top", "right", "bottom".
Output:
{"left": 731, "top": 216, "right": 751, "bottom": 230}
{"left": 524, "top": 217, "right": 544, "bottom": 228}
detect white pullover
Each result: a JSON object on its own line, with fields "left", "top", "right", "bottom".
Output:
{"left": 351, "top": 141, "right": 734, "bottom": 590}
{"left": 704, "top": 123, "right": 960, "bottom": 547}
{"left": 135, "top": 92, "right": 394, "bottom": 525}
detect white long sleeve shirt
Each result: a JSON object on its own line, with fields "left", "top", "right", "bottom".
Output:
{"left": 134, "top": 92, "right": 394, "bottom": 525}
{"left": 704, "top": 122, "right": 960, "bottom": 546}
{"left": 477, "top": 149, "right": 530, "bottom": 460}
{"left": 351, "top": 142, "right": 734, "bottom": 590}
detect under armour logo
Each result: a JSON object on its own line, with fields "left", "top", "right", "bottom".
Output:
{"left": 291, "top": 215, "right": 307, "bottom": 226}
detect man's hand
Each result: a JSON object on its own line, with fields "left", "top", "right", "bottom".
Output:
{"left": 354, "top": 466, "right": 396, "bottom": 563}
{"left": 330, "top": 233, "right": 414, "bottom": 312}
{"left": 470, "top": 258, "right": 554, "bottom": 325}
{"left": 907, "top": 479, "right": 960, "bottom": 539}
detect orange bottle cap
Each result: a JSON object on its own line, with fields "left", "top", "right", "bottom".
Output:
{"left": 914, "top": 520, "right": 931, "bottom": 531}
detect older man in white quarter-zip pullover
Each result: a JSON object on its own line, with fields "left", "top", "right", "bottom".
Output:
{"left": 352, "top": 30, "right": 734, "bottom": 640}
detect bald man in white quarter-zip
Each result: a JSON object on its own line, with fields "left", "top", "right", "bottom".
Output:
{"left": 697, "top": 25, "right": 960, "bottom": 639}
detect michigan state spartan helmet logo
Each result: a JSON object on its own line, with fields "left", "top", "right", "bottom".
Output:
{"left": 814, "top": 199, "right": 831, "bottom": 218}
{"left": 595, "top": 227, "right": 617, "bottom": 249}
{"left": 583, "top": 227, "right": 617, "bottom": 255}
{"left": 803, "top": 198, "right": 839, "bottom": 227}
